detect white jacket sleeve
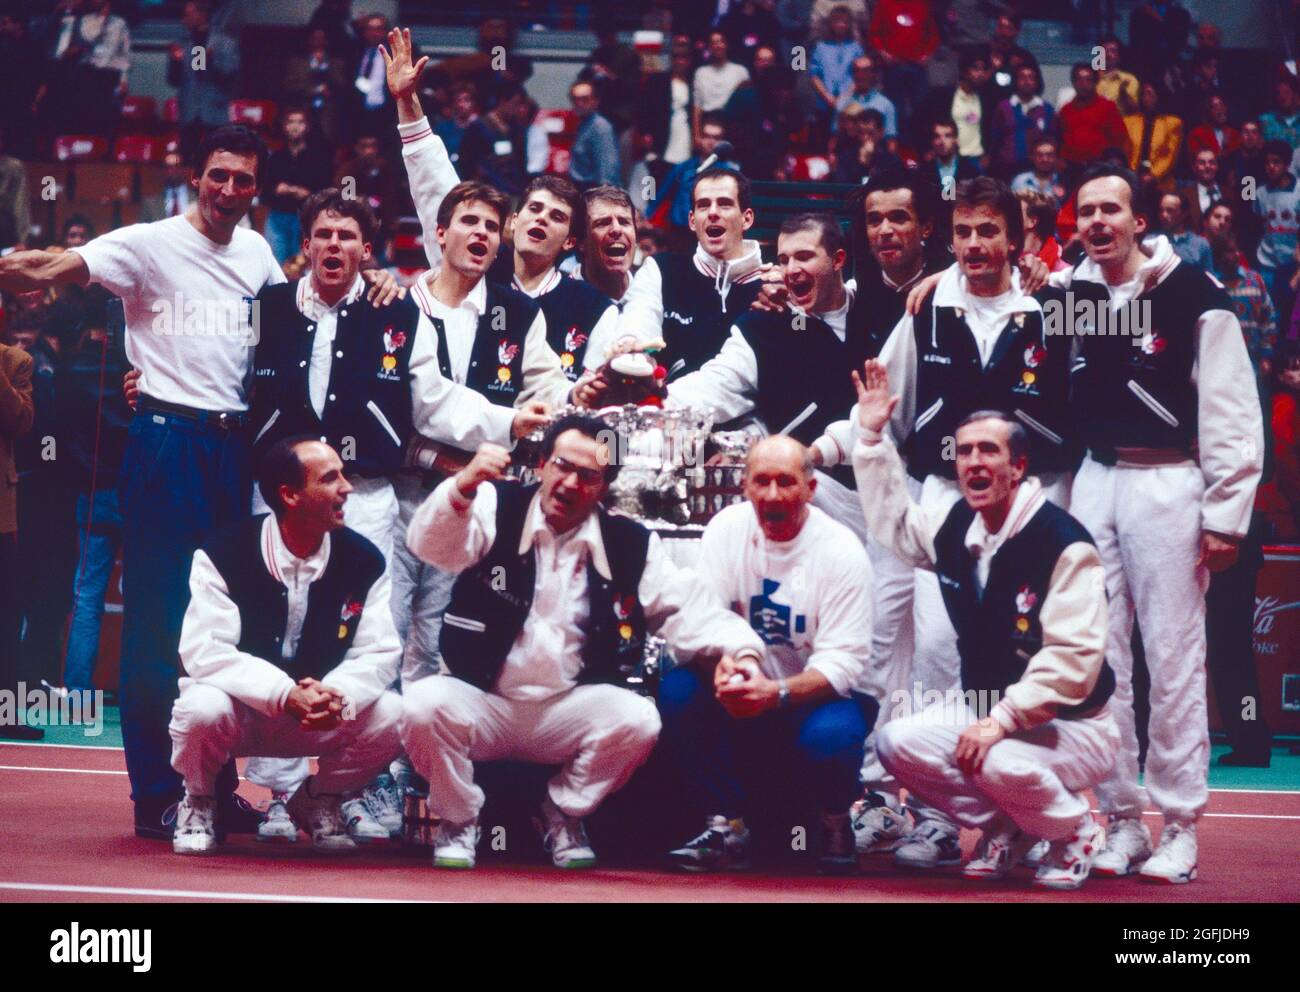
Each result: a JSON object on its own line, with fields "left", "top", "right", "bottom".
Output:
{"left": 639, "top": 533, "right": 765, "bottom": 663}
{"left": 516, "top": 310, "right": 573, "bottom": 408}
{"left": 614, "top": 256, "right": 666, "bottom": 350}
{"left": 319, "top": 572, "right": 401, "bottom": 710}
{"left": 178, "top": 550, "right": 296, "bottom": 716}
{"left": 409, "top": 312, "right": 516, "bottom": 448}
{"left": 399, "top": 116, "right": 460, "bottom": 270}
{"left": 406, "top": 475, "right": 498, "bottom": 571}
{"left": 990, "top": 542, "right": 1109, "bottom": 732}
{"left": 1194, "top": 308, "right": 1265, "bottom": 538}
{"left": 851, "top": 433, "right": 943, "bottom": 570}
{"left": 666, "top": 326, "right": 758, "bottom": 423}
{"left": 582, "top": 303, "right": 621, "bottom": 371}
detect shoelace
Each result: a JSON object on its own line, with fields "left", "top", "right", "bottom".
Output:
{"left": 684, "top": 821, "right": 728, "bottom": 849}
{"left": 364, "top": 779, "right": 401, "bottom": 820}
{"left": 914, "top": 823, "right": 953, "bottom": 847}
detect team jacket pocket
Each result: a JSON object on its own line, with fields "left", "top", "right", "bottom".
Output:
{"left": 367, "top": 400, "right": 403, "bottom": 446}
{"left": 1014, "top": 408, "right": 1064, "bottom": 445}
{"left": 442, "top": 613, "right": 487, "bottom": 633}
{"left": 1126, "top": 379, "right": 1180, "bottom": 428}
{"left": 914, "top": 397, "right": 944, "bottom": 431}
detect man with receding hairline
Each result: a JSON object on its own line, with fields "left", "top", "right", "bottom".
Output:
{"left": 660, "top": 433, "right": 876, "bottom": 874}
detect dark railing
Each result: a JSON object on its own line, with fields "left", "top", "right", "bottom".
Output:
{"left": 748, "top": 180, "right": 859, "bottom": 247}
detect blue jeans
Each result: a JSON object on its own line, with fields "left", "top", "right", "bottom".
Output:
{"left": 63, "top": 489, "right": 124, "bottom": 691}
{"left": 658, "top": 665, "right": 875, "bottom": 827}
{"left": 264, "top": 210, "right": 301, "bottom": 265}
{"left": 118, "top": 412, "right": 251, "bottom": 806}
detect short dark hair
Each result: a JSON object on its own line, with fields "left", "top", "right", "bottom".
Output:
{"left": 856, "top": 164, "right": 938, "bottom": 228}
{"left": 779, "top": 212, "right": 846, "bottom": 257}
{"left": 62, "top": 213, "right": 96, "bottom": 239}
{"left": 691, "top": 166, "right": 751, "bottom": 213}
{"left": 299, "top": 187, "right": 380, "bottom": 244}
{"left": 581, "top": 184, "right": 635, "bottom": 240}
{"left": 953, "top": 176, "right": 1024, "bottom": 258}
{"left": 518, "top": 174, "right": 585, "bottom": 239}
{"left": 1014, "top": 61, "right": 1044, "bottom": 95}
{"left": 258, "top": 435, "right": 316, "bottom": 516}
{"left": 1071, "top": 62, "right": 1095, "bottom": 81}
{"left": 932, "top": 116, "right": 958, "bottom": 136}
{"left": 958, "top": 44, "right": 991, "bottom": 73}
{"left": 194, "top": 124, "right": 269, "bottom": 187}
{"left": 495, "top": 80, "right": 528, "bottom": 105}
{"left": 957, "top": 410, "right": 1029, "bottom": 466}
{"left": 436, "top": 180, "right": 511, "bottom": 230}
{"left": 540, "top": 413, "right": 621, "bottom": 483}
{"left": 699, "top": 111, "right": 727, "bottom": 133}
{"left": 1074, "top": 162, "right": 1145, "bottom": 217}
{"left": 1264, "top": 138, "right": 1293, "bottom": 163}
{"left": 1015, "top": 189, "right": 1059, "bottom": 240}
{"left": 859, "top": 107, "right": 886, "bottom": 130}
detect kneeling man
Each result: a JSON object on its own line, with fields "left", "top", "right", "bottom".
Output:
{"left": 402, "top": 414, "right": 765, "bottom": 869}
{"left": 169, "top": 438, "right": 404, "bottom": 854}
{"left": 853, "top": 360, "right": 1120, "bottom": 890}
{"left": 660, "top": 435, "right": 878, "bottom": 874}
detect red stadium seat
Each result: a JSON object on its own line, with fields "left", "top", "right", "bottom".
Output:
{"left": 537, "top": 109, "right": 577, "bottom": 147}
{"left": 53, "top": 135, "right": 110, "bottom": 162}
{"left": 113, "top": 134, "right": 167, "bottom": 164}
{"left": 229, "top": 99, "right": 278, "bottom": 129}
{"left": 120, "top": 96, "right": 157, "bottom": 126}
{"left": 789, "top": 155, "right": 832, "bottom": 182}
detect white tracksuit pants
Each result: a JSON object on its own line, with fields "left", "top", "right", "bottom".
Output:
{"left": 812, "top": 473, "right": 915, "bottom": 792}
{"left": 390, "top": 472, "right": 457, "bottom": 687}
{"left": 877, "top": 699, "right": 1121, "bottom": 841}
{"left": 904, "top": 472, "right": 1072, "bottom": 827}
{"left": 244, "top": 478, "right": 399, "bottom": 794}
{"left": 400, "top": 677, "right": 662, "bottom": 824}
{"left": 170, "top": 683, "right": 404, "bottom": 797}
{"left": 1070, "top": 456, "right": 1210, "bottom": 821}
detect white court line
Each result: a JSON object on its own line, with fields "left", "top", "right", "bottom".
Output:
{"left": 0, "top": 765, "right": 127, "bottom": 775}
{"left": 0, "top": 741, "right": 123, "bottom": 751}
{"left": 0, "top": 882, "right": 436, "bottom": 904}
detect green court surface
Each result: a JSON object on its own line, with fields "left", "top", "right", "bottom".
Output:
{"left": 14, "top": 705, "right": 1300, "bottom": 791}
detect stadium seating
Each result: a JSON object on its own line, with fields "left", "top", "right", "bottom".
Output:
{"left": 52, "top": 135, "right": 110, "bottom": 162}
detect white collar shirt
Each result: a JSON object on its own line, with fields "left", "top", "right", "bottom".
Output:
{"left": 963, "top": 477, "right": 1046, "bottom": 594}
{"left": 297, "top": 274, "right": 366, "bottom": 419}
{"left": 411, "top": 274, "right": 487, "bottom": 385}
{"left": 260, "top": 515, "right": 331, "bottom": 659}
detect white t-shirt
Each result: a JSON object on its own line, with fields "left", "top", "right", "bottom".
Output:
{"left": 73, "top": 215, "right": 285, "bottom": 412}
{"left": 697, "top": 502, "right": 875, "bottom": 697}
{"left": 693, "top": 62, "right": 750, "bottom": 113}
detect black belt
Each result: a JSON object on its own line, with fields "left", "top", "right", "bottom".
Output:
{"left": 139, "top": 395, "right": 247, "bottom": 432}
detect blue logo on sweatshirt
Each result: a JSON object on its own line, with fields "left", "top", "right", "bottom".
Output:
{"left": 748, "top": 578, "right": 806, "bottom": 646}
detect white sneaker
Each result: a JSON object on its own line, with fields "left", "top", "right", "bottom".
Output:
{"left": 893, "top": 821, "right": 962, "bottom": 870}
{"left": 1091, "top": 815, "right": 1153, "bottom": 877}
{"left": 256, "top": 795, "right": 299, "bottom": 844}
{"left": 1022, "top": 838, "right": 1049, "bottom": 869}
{"left": 850, "top": 791, "right": 910, "bottom": 855}
{"left": 362, "top": 773, "right": 404, "bottom": 839}
{"left": 433, "top": 819, "right": 480, "bottom": 869}
{"left": 818, "top": 812, "right": 858, "bottom": 875}
{"left": 285, "top": 778, "right": 357, "bottom": 853}
{"left": 535, "top": 797, "right": 597, "bottom": 869}
{"left": 963, "top": 820, "right": 1040, "bottom": 880}
{"left": 1033, "top": 817, "right": 1106, "bottom": 891}
{"left": 1139, "top": 820, "right": 1198, "bottom": 884}
{"left": 173, "top": 794, "right": 218, "bottom": 855}
{"left": 341, "top": 795, "right": 391, "bottom": 844}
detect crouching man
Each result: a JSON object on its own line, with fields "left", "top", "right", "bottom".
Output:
{"left": 852, "top": 360, "right": 1120, "bottom": 890}
{"left": 401, "top": 414, "right": 766, "bottom": 870}
{"left": 659, "top": 436, "right": 878, "bottom": 875}
{"left": 168, "top": 437, "right": 403, "bottom": 854}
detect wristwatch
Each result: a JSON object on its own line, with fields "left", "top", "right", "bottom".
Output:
{"left": 777, "top": 678, "right": 790, "bottom": 709}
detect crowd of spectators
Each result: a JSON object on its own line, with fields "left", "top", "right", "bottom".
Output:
{"left": 1, "top": 0, "right": 1299, "bottom": 704}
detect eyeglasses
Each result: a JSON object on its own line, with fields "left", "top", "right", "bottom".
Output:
{"left": 550, "top": 455, "right": 605, "bottom": 487}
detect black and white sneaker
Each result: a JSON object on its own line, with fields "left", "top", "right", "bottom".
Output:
{"left": 667, "top": 815, "right": 751, "bottom": 872}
